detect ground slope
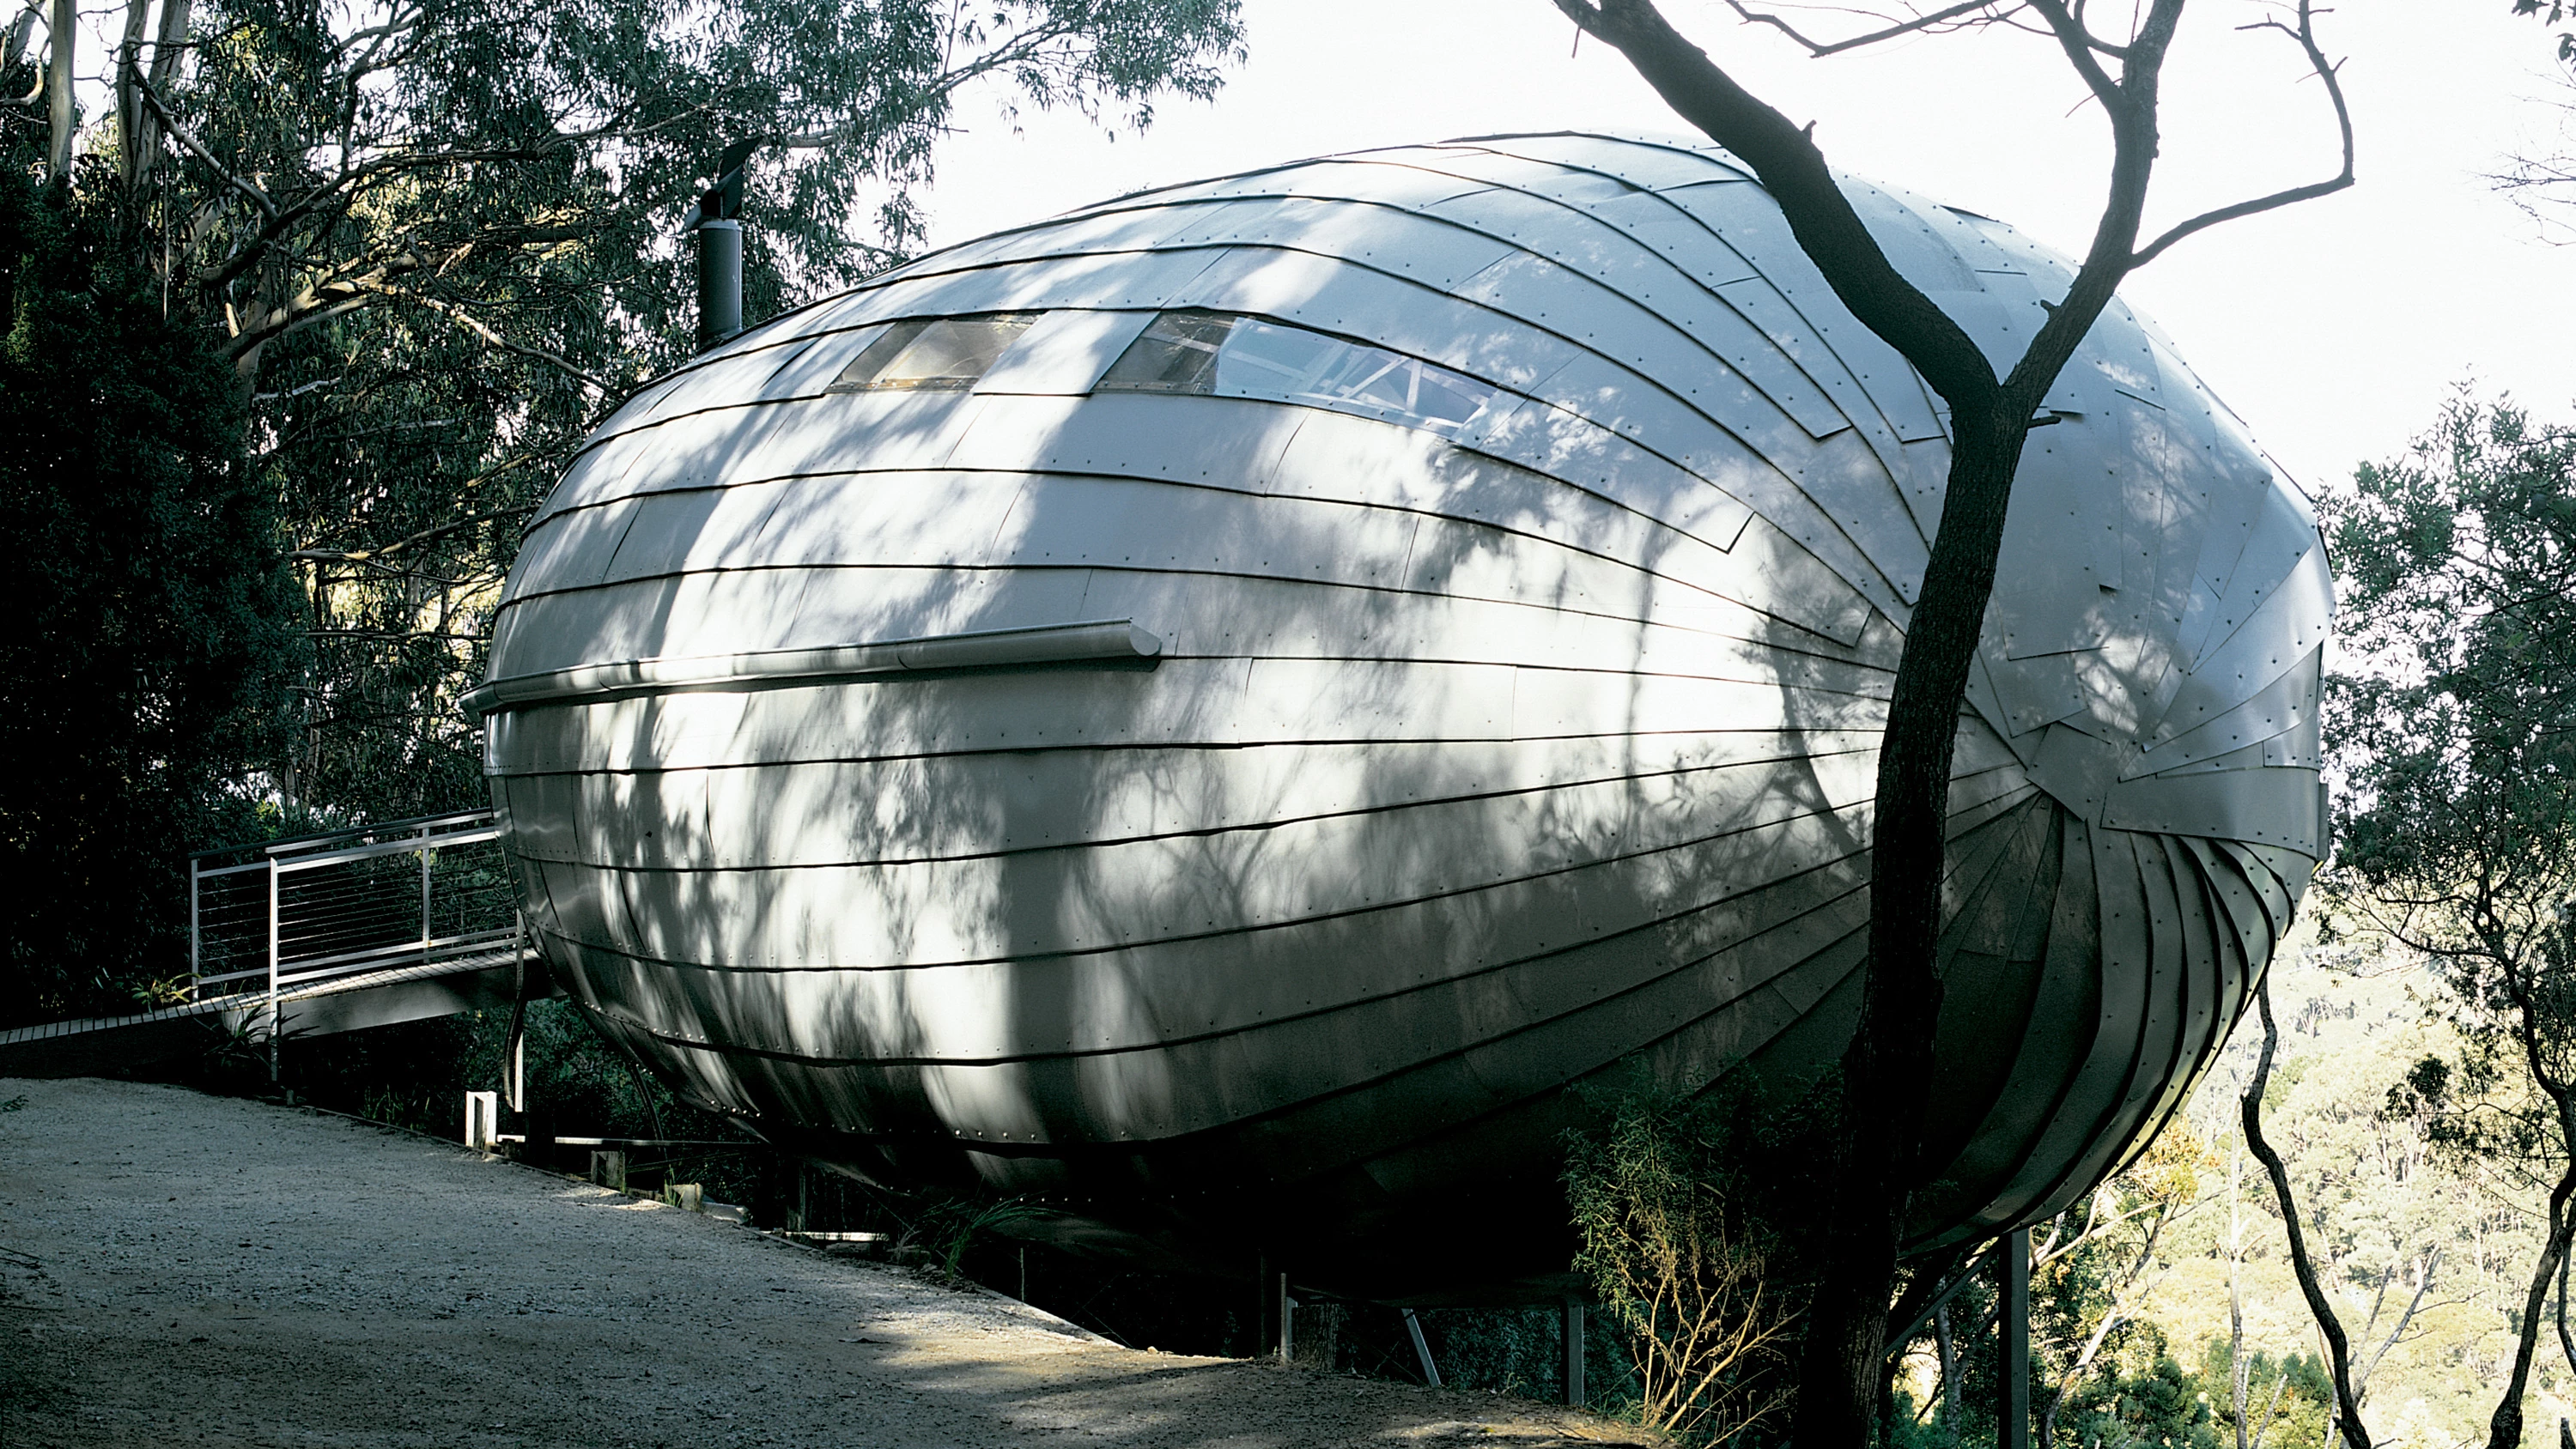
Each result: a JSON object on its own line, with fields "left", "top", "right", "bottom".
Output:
{"left": 0, "top": 1078, "right": 1648, "bottom": 1448}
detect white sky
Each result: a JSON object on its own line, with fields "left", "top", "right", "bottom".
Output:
{"left": 920, "top": 0, "right": 2576, "bottom": 495}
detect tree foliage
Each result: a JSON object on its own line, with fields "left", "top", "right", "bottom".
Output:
{"left": 1566, "top": 1085, "right": 1805, "bottom": 1443}
{"left": 2511, "top": 0, "right": 2576, "bottom": 62}
{"left": 6, "top": 0, "right": 1242, "bottom": 824}
{"left": 0, "top": 148, "right": 299, "bottom": 1027}
{"left": 2321, "top": 395, "right": 2576, "bottom": 1449}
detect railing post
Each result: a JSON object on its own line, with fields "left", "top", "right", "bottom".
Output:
{"left": 464, "top": 1091, "right": 498, "bottom": 1152}
{"left": 188, "top": 856, "right": 202, "bottom": 1003}
{"left": 420, "top": 823, "right": 434, "bottom": 965}
{"left": 265, "top": 858, "right": 281, "bottom": 1082}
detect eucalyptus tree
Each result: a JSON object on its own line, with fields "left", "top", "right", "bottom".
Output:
{"left": 0, "top": 127, "right": 299, "bottom": 1028}
{"left": 9, "top": 0, "right": 1242, "bottom": 820}
{"left": 1546, "top": 0, "right": 2354, "bottom": 1439}
{"left": 2322, "top": 397, "right": 2576, "bottom": 1449}
{"left": 2511, "top": 0, "right": 2574, "bottom": 61}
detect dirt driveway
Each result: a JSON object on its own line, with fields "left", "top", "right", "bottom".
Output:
{"left": 0, "top": 1077, "right": 1651, "bottom": 1448}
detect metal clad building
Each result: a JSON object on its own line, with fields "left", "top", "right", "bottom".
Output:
{"left": 473, "top": 132, "right": 2330, "bottom": 1294}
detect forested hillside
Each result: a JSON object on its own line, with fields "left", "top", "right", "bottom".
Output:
{"left": 1866, "top": 935, "right": 2560, "bottom": 1449}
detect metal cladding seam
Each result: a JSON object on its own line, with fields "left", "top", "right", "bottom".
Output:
{"left": 477, "top": 130, "right": 2330, "bottom": 1291}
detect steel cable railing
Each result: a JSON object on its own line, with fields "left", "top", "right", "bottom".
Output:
{"left": 187, "top": 812, "right": 525, "bottom": 1058}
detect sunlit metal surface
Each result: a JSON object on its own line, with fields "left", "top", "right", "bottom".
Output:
{"left": 478, "top": 132, "right": 2330, "bottom": 1295}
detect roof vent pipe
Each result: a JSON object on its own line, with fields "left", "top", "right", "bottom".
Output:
{"left": 683, "top": 141, "right": 756, "bottom": 352}
{"left": 696, "top": 220, "right": 741, "bottom": 350}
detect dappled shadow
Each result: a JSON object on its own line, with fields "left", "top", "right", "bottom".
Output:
{"left": 477, "top": 132, "right": 2329, "bottom": 1298}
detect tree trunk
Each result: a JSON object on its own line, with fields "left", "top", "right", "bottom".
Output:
{"left": 1543, "top": 2, "right": 2355, "bottom": 1437}
{"left": 2244, "top": 978, "right": 2372, "bottom": 1449}
{"left": 1793, "top": 397, "right": 2035, "bottom": 1447}
{"left": 2557, "top": 1252, "right": 2573, "bottom": 1382}
{"left": 46, "top": 0, "right": 74, "bottom": 178}
{"left": 114, "top": 0, "right": 150, "bottom": 185}
{"left": 2233, "top": 1150, "right": 2251, "bottom": 1449}
{"left": 2488, "top": 1166, "right": 2576, "bottom": 1449}
{"left": 1936, "top": 1302, "right": 1959, "bottom": 1436}
{"left": 1881, "top": 1246, "right": 1966, "bottom": 1441}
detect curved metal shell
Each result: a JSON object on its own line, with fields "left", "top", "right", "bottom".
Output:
{"left": 479, "top": 131, "right": 2330, "bottom": 1294}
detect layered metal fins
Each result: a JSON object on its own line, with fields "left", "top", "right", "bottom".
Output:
{"left": 480, "top": 132, "right": 2330, "bottom": 1288}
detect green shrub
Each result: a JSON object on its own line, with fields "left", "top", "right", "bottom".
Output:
{"left": 1565, "top": 1082, "right": 1805, "bottom": 1443}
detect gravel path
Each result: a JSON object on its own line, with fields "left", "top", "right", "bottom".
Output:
{"left": 0, "top": 1078, "right": 1653, "bottom": 1448}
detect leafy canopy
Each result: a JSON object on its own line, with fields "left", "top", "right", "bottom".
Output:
{"left": 0, "top": 157, "right": 300, "bottom": 1028}
{"left": 109, "top": 0, "right": 1243, "bottom": 822}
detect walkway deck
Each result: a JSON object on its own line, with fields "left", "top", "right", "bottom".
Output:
{"left": 0, "top": 947, "right": 526, "bottom": 1076}
{"left": 0, "top": 810, "right": 544, "bottom": 1078}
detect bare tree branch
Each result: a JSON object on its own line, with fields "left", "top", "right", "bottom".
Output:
{"left": 2021, "top": 0, "right": 2130, "bottom": 118}
{"left": 1550, "top": 0, "right": 1999, "bottom": 411}
{"left": 134, "top": 71, "right": 275, "bottom": 216}
{"left": 369, "top": 288, "right": 611, "bottom": 393}
{"left": 290, "top": 496, "right": 541, "bottom": 566}
{"left": 2351, "top": 1247, "right": 2441, "bottom": 1405}
{"left": 1718, "top": 0, "right": 2017, "bottom": 58}
{"left": 2129, "top": 0, "right": 2355, "bottom": 268}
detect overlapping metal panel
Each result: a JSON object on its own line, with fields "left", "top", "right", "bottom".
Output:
{"left": 474, "top": 131, "right": 2331, "bottom": 1295}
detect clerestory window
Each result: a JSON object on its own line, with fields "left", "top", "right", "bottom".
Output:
{"left": 1098, "top": 311, "right": 1498, "bottom": 436}
{"left": 829, "top": 313, "right": 1042, "bottom": 391}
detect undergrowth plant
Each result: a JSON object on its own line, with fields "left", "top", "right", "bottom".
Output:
{"left": 1566, "top": 1084, "right": 1805, "bottom": 1443}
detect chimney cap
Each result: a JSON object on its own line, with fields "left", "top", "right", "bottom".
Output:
{"left": 679, "top": 139, "right": 760, "bottom": 232}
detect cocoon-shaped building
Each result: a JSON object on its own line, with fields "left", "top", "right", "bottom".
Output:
{"left": 472, "top": 132, "right": 2330, "bottom": 1296}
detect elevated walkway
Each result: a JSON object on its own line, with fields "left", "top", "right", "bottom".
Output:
{"left": 0, "top": 809, "right": 545, "bottom": 1076}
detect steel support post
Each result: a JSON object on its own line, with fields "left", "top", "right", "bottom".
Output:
{"left": 1278, "top": 1274, "right": 1294, "bottom": 1364}
{"left": 1402, "top": 1307, "right": 1441, "bottom": 1387}
{"left": 2003, "top": 1226, "right": 2031, "bottom": 1449}
{"left": 1564, "top": 1295, "right": 1585, "bottom": 1407}
{"left": 505, "top": 915, "right": 528, "bottom": 1113}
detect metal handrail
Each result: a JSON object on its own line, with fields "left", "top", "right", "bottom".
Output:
{"left": 186, "top": 808, "right": 500, "bottom": 862}
{"left": 185, "top": 808, "right": 526, "bottom": 1077}
{"left": 271, "top": 824, "right": 501, "bottom": 875}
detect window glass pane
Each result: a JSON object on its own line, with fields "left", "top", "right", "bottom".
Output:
{"left": 1207, "top": 319, "right": 1348, "bottom": 397}
{"left": 831, "top": 313, "right": 1040, "bottom": 391}
{"left": 1097, "top": 310, "right": 1236, "bottom": 393}
{"left": 1216, "top": 319, "right": 1496, "bottom": 433}
{"left": 1100, "top": 311, "right": 1501, "bottom": 435}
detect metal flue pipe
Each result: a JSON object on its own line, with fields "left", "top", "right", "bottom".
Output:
{"left": 687, "top": 140, "right": 757, "bottom": 352}
{"left": 696, "top": 220, "right": 742, "bottom": 349}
